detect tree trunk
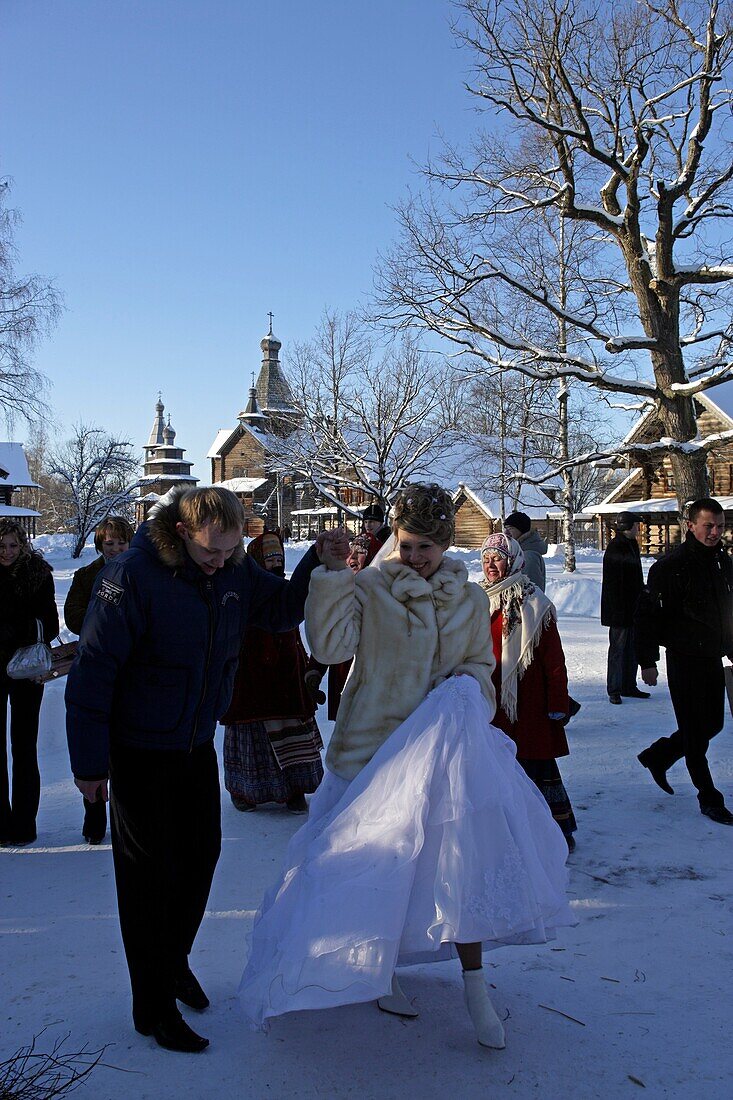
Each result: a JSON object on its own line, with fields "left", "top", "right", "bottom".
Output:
{"left": 558, "top": 380, "right": 577, "bottom": 572}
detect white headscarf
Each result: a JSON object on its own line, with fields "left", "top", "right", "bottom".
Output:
{"left": 480, "top": 532, "right": 555, "bottom": 723}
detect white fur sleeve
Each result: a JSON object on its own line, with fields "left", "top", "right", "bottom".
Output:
{"left": 305, "top": 566, "right": 359, "bottom": 665}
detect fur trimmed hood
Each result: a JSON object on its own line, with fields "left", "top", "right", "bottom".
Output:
{"left": 145, "top": 486, "right": 246, "bottom": 571}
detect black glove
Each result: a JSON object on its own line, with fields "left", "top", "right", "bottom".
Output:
{"left": 304, "top": 670, "right": 326, "bottom": 707}
{"left": 559, "top": 697, "right": 581, "bottom": 727}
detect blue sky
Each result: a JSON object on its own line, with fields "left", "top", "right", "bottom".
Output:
{"left": 2, "top": 0, "right": 482, "bottom": 476}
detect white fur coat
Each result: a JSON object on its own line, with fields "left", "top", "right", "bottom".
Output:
{"left": 305, "top": 555, "right": 496, "bottom": 780}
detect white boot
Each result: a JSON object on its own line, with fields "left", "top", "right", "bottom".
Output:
{"left": 462, "top": 969, "right": 506, "bottom": 1049}
{"left": 377, "top": 974, "right": 418, "bottom": 1018}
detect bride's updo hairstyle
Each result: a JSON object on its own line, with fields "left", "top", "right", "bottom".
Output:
{"left": 391, "top": 483, "right": 455, "bottom": 548}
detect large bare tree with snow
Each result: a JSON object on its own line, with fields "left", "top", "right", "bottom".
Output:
{"left": 378, "top": 0, "right": 733, "bottom": 510}
{"left": 274, "top": 310, "right": 460, "bottom": 519}
{"left": 47, "top": 423, "right": 139, "bottom": 557}
{"left": 0, "top": 177, "right": 61, "bottom": 428}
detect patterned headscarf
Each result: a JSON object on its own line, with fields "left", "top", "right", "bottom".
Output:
{"left": 480, "top": 530, "right": 554, "bottom": 723}
{"left": 349, "top": 530, "right": 380, "bottom": 568}
{"left": 481, "top": 531, "right": 525, "bottom": 577}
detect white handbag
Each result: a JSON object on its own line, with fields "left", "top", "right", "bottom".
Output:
{"left": 6, "top": 619, "right": 52, "bottom": 681}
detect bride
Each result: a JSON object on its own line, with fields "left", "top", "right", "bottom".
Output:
{"left": 239, "top": 485, "right": 574, "bottom": 1048}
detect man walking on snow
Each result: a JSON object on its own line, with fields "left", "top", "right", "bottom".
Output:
{"left": 503, "top": 512, "right": 547, "bottom": 591}
{"left": 66, "top": 486, "right": 348, "bottom": 1052}
{"left": 635, "top": 497, "right": 733, "bottom": 826}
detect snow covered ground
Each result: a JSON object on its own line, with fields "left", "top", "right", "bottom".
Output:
{"left": 2, "top": 541, "right": 732, "bottom": 1099}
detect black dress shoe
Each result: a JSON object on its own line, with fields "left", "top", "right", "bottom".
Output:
{"left": 701, "top": 805, "right": 733, "bottom": 825}
{"left": 83, "top": 833, "right": 105, "bottom": 845}
{"left": 175, "top": 968, "right": 210, "bottom": 1011}
{"left": 622, "top": 689, "right": 651, "bottom": 699}
{"left": 136, "top": 1008, "right": 208, "bottom": 1052}
{"left": 637, "top": 749, "right": 674, "bottom": 795}
{"left": 608, "top": 693, "right": 622, "bottom": 705}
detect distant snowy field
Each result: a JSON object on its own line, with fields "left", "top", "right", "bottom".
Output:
{"left": 2, "top": 538, "right": 731, "bottom": 1099}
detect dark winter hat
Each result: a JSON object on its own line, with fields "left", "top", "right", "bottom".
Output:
{"left": 613, "top": 511, "right": 638, "bottom": 532}
{"left": 504, "top": 511, "right": 531, "bottom": 535}
{"left": 362, "top": 503, "right": 385, "bottom": 523}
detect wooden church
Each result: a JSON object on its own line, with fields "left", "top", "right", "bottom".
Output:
{"left": 207, "top": 321, "right": 304, "bottom": 537}
{"left": 136, "top": 396, "right": 198, "bottom": 523}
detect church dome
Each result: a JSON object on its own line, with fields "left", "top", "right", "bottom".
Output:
{"left": 260, "top": 330, "right": 282, "bottom": 356}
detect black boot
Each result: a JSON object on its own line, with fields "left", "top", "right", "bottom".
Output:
{"left": 136, "top": 1007, "right": 209, "bottom": 1053}
{"left": 175, "top": 967, "right": 210, "bottom": 1011}
{"left": 701, "top": 805, "right": 733, "bottom": 825}
{"left": 637, "top": 748, "right": 674, "bottom": 795}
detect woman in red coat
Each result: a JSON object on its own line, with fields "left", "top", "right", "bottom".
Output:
{"left": 303, "top": 530, "right": 380, "bottom": 718}
{"left": 222, "top": 532, "right": 323, "bottom": 815}
{"left": 481, "top": 532, "right": 578, "bottom": 851}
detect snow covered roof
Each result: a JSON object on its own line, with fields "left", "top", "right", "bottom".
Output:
{"left": 593, "top": 495, "right": 733, "bottom": 515}
{"left": 697, "top": 383, "right": 733, "bottom": 430}
{"left": 138, "top": 474, "right": 199, "bottom": 483}
{"left": 207, "top": 429, "right": 234, "bottom": 459}
{"left": 291, "top": 506, "right": 340, "bottom": 516}
{"left": 0, "top": 503, "right": 41, "bottom": 518}
{"left": 0, "top": 442, "right": 40, "bottom": 490}
{"left": 623, "top": 380, "right": 733, "bottom": 447}
{"left": 455, "top": 481, "right": 557, "bottom": 521}
{"left": 243, "top": 421, "right": 281, "bottom": 451}
{"left": 207, "top": 422, "right": 282, "bottom": 460}
{"left": 215, "top": 477, "right": 268, "bottom": 493}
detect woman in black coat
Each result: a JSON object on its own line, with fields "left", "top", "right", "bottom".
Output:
{"left": 0, "top": 520, "right": 59, "bottom": 845}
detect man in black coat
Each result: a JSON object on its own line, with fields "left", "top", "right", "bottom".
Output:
{"left": 601, "top": 512, "right": 648, "bottom": 704}
{"left": 362, "top": 502, "right": 391, "bottom": 545}
{"left": 634, "top": 497, "right": 733, "bottom": 826}
{"left": 66, "top": 487, "right": 349, "bottom": 1051}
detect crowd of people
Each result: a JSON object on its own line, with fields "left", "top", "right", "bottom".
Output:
{"left": 1, "top": 487, "right": 731, "bottom": 1055}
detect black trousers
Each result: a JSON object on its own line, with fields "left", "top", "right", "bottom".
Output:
{"left": 109, "top": 739, "right": 221, "bottom": 1022}
{"left": 644, "top": 651, "right": 725, "bottom": 809}
{"left": 606, "top": 626, "right": 638, "bottom": 696}
{"left": 0, "top": 673, "right": 44, "bottom": 841}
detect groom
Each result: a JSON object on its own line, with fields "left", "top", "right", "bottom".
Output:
{"left": 66, "top": 487, "right": 348, "bottom": 1052}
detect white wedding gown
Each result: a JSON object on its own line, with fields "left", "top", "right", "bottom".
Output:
{"left": 239, "top": 676, "right": 574, "bottom": 1029}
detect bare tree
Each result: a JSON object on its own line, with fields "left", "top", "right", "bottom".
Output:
{"left": 0, "top": 177, "right": 62, "bottom": 428}
{"left": 17, "top": 423, "right": 64, "bottom": 532}
{"left": 459, "top": 369, "right": 556, "bottom": 514}
{"left": 276, "top": 311, "right": 460, "bottom": 517}
{"left": 0, "top": 1032, "right": 107, "bottom": 1099}
{"left": 47, "top": 423, "right": 139, "bottom": 557}
{"left": 378, "top": 0, "right": 733, "bottom": 512}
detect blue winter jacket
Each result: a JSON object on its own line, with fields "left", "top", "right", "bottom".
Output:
{"left": 66, "top": 497, "right": 319, "bottom": 779}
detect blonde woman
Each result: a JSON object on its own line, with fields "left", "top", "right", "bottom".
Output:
{"left": 240, "top": 485, "right": 572, "bottom": 1048}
